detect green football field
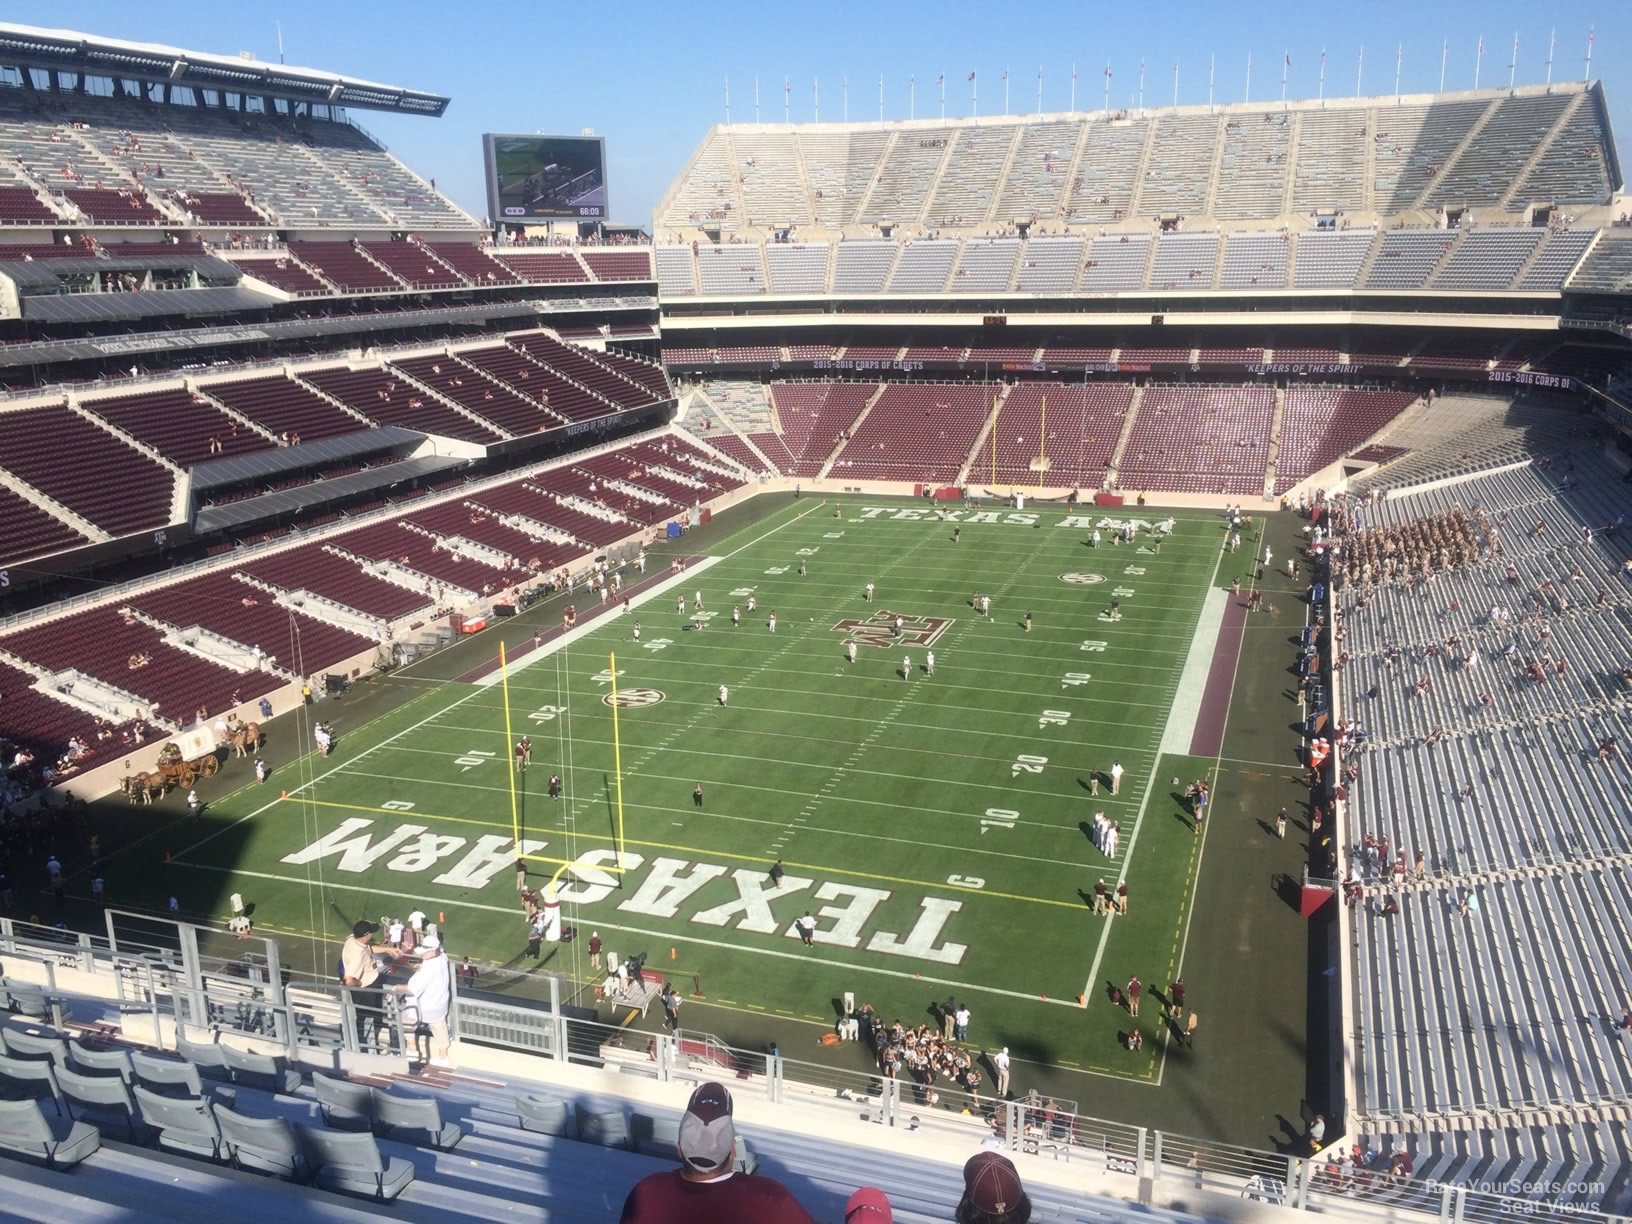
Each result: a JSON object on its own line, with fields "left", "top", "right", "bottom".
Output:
{"left": 135, "top": 496, "right": 1251, "bottom": 1101}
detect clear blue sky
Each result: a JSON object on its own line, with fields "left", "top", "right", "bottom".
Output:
{"left": 11, "top": 1, "right": 1629, "bottom": 227}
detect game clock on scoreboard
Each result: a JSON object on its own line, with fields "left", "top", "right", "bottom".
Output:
{"left": 982, "top": 315, "right": 1007, "bottom": 327}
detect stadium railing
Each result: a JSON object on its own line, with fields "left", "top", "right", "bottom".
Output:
{"left": 0, "top": 913, "right": 1622, "bottom": 1224}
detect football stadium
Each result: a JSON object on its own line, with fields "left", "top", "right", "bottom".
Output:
{"left": 0, "top": 11, "right": 1627, "bottom": 1222}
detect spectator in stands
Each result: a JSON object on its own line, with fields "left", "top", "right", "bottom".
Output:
{"left": 340, "top": 920, "right": 400, "bottom": 1050}
{"left": 957, "top": 1151, "right": 1031, "bottom": 1223}
{"left": 619, "top": 1081, "right": 815, "bottom": 1222}
{"left": 846, "top": 1188, "right": 893, "bottom": 1221}
{"left": 395, "top": 934, "right": 453, "bottom": 1068}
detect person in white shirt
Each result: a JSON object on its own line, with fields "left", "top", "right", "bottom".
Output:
{"left": 768, "top": 611, "right": 777, "bottom": 633}
{"left": 926, "top": 650, "right": 936, "bottom": 677}
{"left": 864, "top": 582, "right": 875, "bottom": 602}
{"left": 980, "top": 595, "right": 990, "bottom": 618}
{"left": 902, "top": 654, "right": 911, "bottom": 680}
{"left": 254, "top": 758, "right": 267, "bottom": 784}
{"left": 386, "top": 918, "right": 405, "bottom": 946}
{"left": 396, "top": 935, "right": 453, "bottom": 1067}
{"left": 407, "top": 909, "right": 427, "bottom": 933}
{"left": 718, "top": 685, "right": 729, "bottom": 707}
{"left": 846, "top": 639, "right": 857, "bottom": 664}
{"left": 1110, "top": 760, "right": 1124, "bottom": 795}
{"left": 993, "top": 1046, "right": 1011, "bottom": 1098}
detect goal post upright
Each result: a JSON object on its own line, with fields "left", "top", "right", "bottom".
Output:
{"left": 499, "top": 639, "right": 520, "bottom": 850}
{"left": 608, "top": 649, "right": 627, "bottom": 864}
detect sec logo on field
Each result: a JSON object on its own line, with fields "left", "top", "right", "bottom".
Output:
{"left": 603, "top": 688, "right": 666, "bottom": 709}
{"left": 1058, "top": 572, "right": 1106, "bottom": 585}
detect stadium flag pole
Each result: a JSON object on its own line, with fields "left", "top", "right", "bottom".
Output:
{"left": 499, "top": 640, "right": 520, "bottom": 851}
{"left": 1474, "top": 35, "right": 1484, "bottom": 90}
{"left": 1071, "top": 63, "right": 1077, "bottom": 113}
{"left": 1244, "top": 52, "right": 1251, "bottom": 104}
{"left": 939, "top": 73, "right": 945, "bottom": 120}
{"left": 784, "top": 76, "right": 790, "bottom": 123}
{"left": 1038, "top": 66, "right": 1044, "bottom": 114}
{"left": 814, "top": 76, "right": 820, "bottom": 123}
{"left": 1545, "top": 29, "right": 1555, "bottom": 87}
{"left": 724, "top": 76, "right": 731, "bottom": 124}
{"left": 755, "top": 76, "right": 761, "bottom": 124}
{"left": 879, "top": 74, "right": 884, "bottom": 125}
{"left": 1036, "top": 394, "right": 1046, "bottom": 488}
{"left": 971, "top": 70, "right": 978, "bottom": 118}
{"left": 1208, "top": 54, "right": 1215, "bottom": 110}
{"left": 1319, "top": 48, "right": 1327, "bottom": 103}
{"left": 1356, "top": 44, "right": 1364, "bottom": 97}
{"left": 842, "top": 75, "right": 848, "bottom": 124}
{"left": 1395, "top": 45, "right": 1403, "bottom": 101}
{"left": 1509, "top": 33, "right": 1518, "bottom": 90}
{"left": 608, "top": 651, "right": 627, "bottom": 864}
{"left": 1281, "top": 51, "right": 1288, "bottom": 106}
{"left": 1440, "top": 40, "right": 1448, "bottom": 93}
{"left": 1172, "top": 61, "right": 1179, "bottom": 108}
{"left": 1585, "top": 26, "right": 1594, "bottom": 83}
{"left": 1104, "top": 62, "right": 1111, "bottom": 114}
{"left": 1003, "top": 67, "right": 1009, "bottom": 117}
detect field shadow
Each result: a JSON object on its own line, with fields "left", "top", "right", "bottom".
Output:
{"left": 1272, "top": 872, "right": 1303, "bottom": 912}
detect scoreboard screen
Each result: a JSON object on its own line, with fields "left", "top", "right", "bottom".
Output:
{"left": 483, "top": 133, "right": 609, "bottom": 221}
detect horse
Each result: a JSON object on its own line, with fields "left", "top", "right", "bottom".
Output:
{"left": 122, "top": 772, "right": 164, "bottom": 805}
{"left": 230, "top": 721, "right": 261, "bottom": 758}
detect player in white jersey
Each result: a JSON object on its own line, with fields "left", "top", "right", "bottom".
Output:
{"left": 718, "top": 685, "right": 729, "bottom": 707}
{"left": 632, "top": 620, "right": 642, "bottom": 641}
{"left": 747, "top": 595, "right": 757, "bottom": 613}
{"left": 731, "top": 605, "right": 741, "bottom": 627}
{"left": 676, "top": 593, "right": 685, "bottom": 614}
{"left": 694, "top": 591, "right": 704, "bottom": 610}
{"left": 980, "top": 595, "right": 991, "bottom": 618}
{"left": 865, "top": 581, "right": 875, "bottom": 602}
{"left": 926, "top": 650, "right": 936, "bottom": 676}
{"left": 767, "top": 611, "right": 777, "bottom": 633}
{"left": 902, "top": 654, "right": 911, "bottom": 680}
{"left": 845, "top": 639, "right": 857, "bottom": 664}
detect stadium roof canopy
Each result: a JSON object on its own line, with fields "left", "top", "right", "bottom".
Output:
{"left": 0, "top": 23, "right": 450, "bottom": 117}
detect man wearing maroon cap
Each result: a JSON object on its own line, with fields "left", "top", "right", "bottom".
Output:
{"left": 846, "top": 1186, "right": 893, "bottom": 1221}
{"left": 619, "top": 1081, "right": 815, "bottom": 1223}
{"left": 957, "top": 1151, "right": 1032, "bottom": 1223}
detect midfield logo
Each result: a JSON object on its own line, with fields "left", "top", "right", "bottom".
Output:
{"left": 832, "top": 611, "right": 953, "bottom": 650}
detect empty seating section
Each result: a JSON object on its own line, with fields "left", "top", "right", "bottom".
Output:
{"left": 1292, "top": 110, "right": 1368, "bottom": 212}
{"left": 0, "top": 185, "right": 59, "bottom": 223}
{"left": 0, "top": 659, "right": 120, "bottom": 762}
{"left": 1, "top": 610, "right": 276, "bottom": 722}
{"left": 768, "top": 383, "right": 875, "bottom": 475}
{"left": 1119, "top": 385, "right": 1273, "bottom": 494}
{"left": 732, "top": 132, "right": 811, "bottom": 227}
{"left": 858, "top": 129, "right": 951, "bottom": 225}
{"left": 237, "top": 549, "right": 431, "bottom": 621}
{"left": 0, "top": 407, "right": 174, "bottom": 535}
{"left": 206, "top": 376, "right": 363, "bottom": 442}
{"left": 287, "top": 241, "right": 402, "bottom": 293}
{"left": 696, "top": 244, "right": 767, "bottom": 294}
{"left": 1066, "top": 120, "right": 1149, "bottom": 222}
{"left": 80, "top": 388, "right": 270, "bottom": 467}
{"left": 885, "top": 239, "right": 957, "bottom": 292}
{"left": 359, "top": 241, "right": 464, "bottom": 290}
{"left": 226, "top": 256, "right": 328, "bottom": 295}
{"left": 1136, "top": 114, "right": 1218, "bottom": 216}
{"left": 1566, "top": 234, "right": 1632, "bottom": 292}
{"left": 478, "top": 342, "right": 617, "bottom": 422}
{"left": 803, "top": 131, "right": 891, "bottom": 227}
{"left": 1219, "top": 232, "right": 1288, "bottom": 289}
{"left": 494, "top": 251, "right": 590, "bottom": 283}
{"left": 984, "top": 382, "right": 1131, "bottom": 485}
{"left": 387, "top": 353, "right": 551, "bottom": 435}
{"left": 1294, "top": 230, "right": 1375, "bottom": 288}
{"left": 1364, "top": 229, "right": 1455, "bottom": 289}
{"left": 925, "top": 126, "right": 1015, "bottom": 226}
{"left": 653, "top": 246, "right": 696, "bottom": 295}
{"left": 298, "top": 366, "right": 501, "bottom": 443}
{"left": 580, "top": 250, "right": 652, "bottom": 281}
{"left": 764, "top": 243, "right": 829, "bottom": 293}
{"left": 1147, "top": 231, "right": 1219, "bottom": 290}
{"left": 132, "top": 574, "right": 375, "bottom": 668}
{"left": 0, "top": 487, "right": 88, "bottom": 567}
{"left": 1423, "top": 94, "right": 1568, "bottom": 208}
{"left": 658, "top": 133, "right": 738, "bottom": 227}
{"left": 339, "top": 520, "right": 514, "bottom": 592}
{"left": 828, "top": 384, "right": 989, "bottom": 481}
{"left": 833, "top": 241, "right": 897, "bottom": 294}
{"left": 1519, "top": 229, "right": 1597, "bottom": 289}
{"left": 63, "top": 187, "right": 164, "bottom": 224}
{"left": 170, "top": 191, "right": 264, "bottom": 226}
{"left": 1274, "top": 388, "right": 1418, "bottom": 490}
{"left": 951, "top": 238, "right": 1020, "bottom": 292}
{"left": 1383, "top": 100, "right": 1493, "bottom": 209}
{"left": 428, "top": 243, "right": 517, "bottom": 285}
{"left": 1512, "top": 101, "right": 1613, "bottom": 204}
{"left": 512, "top": 332, "right": 659, "bottom": 410}
{"left": 1079, "top": 234, "right": 1150, "bottom": 292}
{"left": 994, "top": 121, "right": 1078, "bottom": 220}
{"left": 1214, "top": 114, "right": 1290, "bottom": 219}
{"left": 1432, "top": 228, "right": 1542, "bottom": 290}
{"left": 594, "top": 347, "right": 671, "bottom": 402}
{"left": 1015, "top": 235, "right": 1083, "bottom": 292}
